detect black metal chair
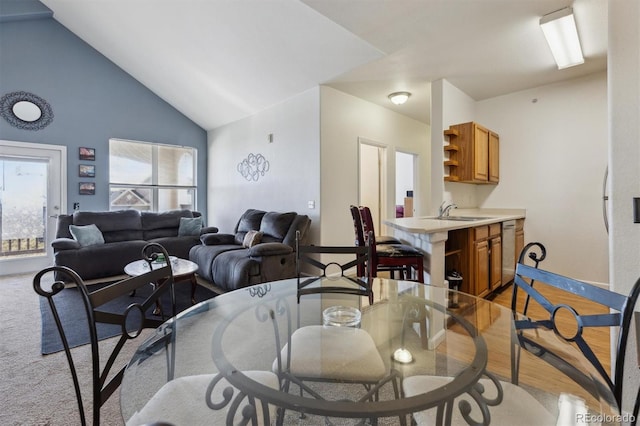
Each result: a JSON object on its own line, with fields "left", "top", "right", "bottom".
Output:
{"left": 295, "top": 229, "right": 374, "bottom": 301}
{"left": 33, "top": 243, "right": 177, "bottom": 426}
{"left": 274, "top": 231, "right": 401, "bottom": 423}
{"left": 511, "top": 242, "right": 640, "bottom": 418}
{"left": 403, "top": 242, "right": 640, "bottom": 425}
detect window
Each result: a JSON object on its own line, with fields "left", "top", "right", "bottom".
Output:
{"left": 109, "top": 139, "right": 197, "bottom": 212}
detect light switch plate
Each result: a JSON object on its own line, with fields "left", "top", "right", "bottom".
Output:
{"left": 634, "top": 198, "right": 640, "bottom": 223}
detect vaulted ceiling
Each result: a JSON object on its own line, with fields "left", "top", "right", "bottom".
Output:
{"left": 40, "top": 0, "right": 607, "bottom": 130}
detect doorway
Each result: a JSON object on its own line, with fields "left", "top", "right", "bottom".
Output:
{"left": 358, "top": 139, "right": 386, "bottom": 233}
{"left": 0, "top": 141, "right": 66, "bottom": 275}
{"left": 395, "top": 151, "right": 416, "bottom": 217}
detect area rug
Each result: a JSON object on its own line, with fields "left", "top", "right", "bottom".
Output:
{"left": 39, "top": 281, "right": 216, "bottom": 355}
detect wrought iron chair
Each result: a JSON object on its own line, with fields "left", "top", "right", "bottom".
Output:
{"left": 33, "top": 243, "right": 177, "bottom": 426}
{"left": 274, "top": 232, "right": 401, "bottom": 423}
{"left": 358, "top": 205, "right": 424, "bottom": 282}
{"left": 403, "top": 242, "right": 640, "bottom": 425}
{"left": 511, "top": 242, "right": 640, "bottom": 420}
{"left": 295, "top": 228, "right": 374, "bottom": 301}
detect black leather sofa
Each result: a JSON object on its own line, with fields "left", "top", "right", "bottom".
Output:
{"left": 189, "top": 209, "right": 311, "bottom": 292}
{"left": 52, "top": 209, "right": 218, "bottom": 281}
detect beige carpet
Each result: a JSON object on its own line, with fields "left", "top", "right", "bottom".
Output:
{"left": 0, "top": 272, "right": 149, "bottom": 425}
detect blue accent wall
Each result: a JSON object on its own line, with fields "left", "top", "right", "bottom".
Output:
{"left": 0, "top": 1, "right": 208, "bottom": 216}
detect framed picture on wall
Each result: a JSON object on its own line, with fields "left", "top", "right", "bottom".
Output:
{"left": 79, "top": 164, "right": 95, "bottom": 177}
{"left": 79, "top": 182, "right": 95, "bottom": 195}
{"left": 79, "top": 147, "right": 95, "bottom": 161}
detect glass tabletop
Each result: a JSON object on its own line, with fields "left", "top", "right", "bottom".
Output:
{"left": 121, "top": 277, "right": 620, "bottom": 425}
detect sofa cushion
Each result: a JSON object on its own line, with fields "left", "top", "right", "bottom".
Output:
{"left": 242, "top": 230, "right": 263, "bottom": 248}
{"left": 234, "top": 209, "right": 266, "bottom": 244}
{"left": 189, "top": 244, "right": 245, "bottom": 282}
{"left": 69, "top": 224, "right": 105, "bottom": 247}
{"left": 260, "top": 212, "right": 296, "bottom": 243}
{"left": 178, "top": 217, "right": 202, "bottom": 236}
{"left": 142, "top": 210, "right": 193, "bottom": 239}
{"left": 149, "top": 236, "right": 201, "bottom": 259}
{"left": 73, "top": 210, "right": 143, "bottom": 243}
{"left": 54, "top": 240, "right": 147, "bottom": 280}
{"left": 211, "top": 249, "right": 261, "bottom": 291}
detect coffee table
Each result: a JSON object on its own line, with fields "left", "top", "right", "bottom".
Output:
{"left": 124, "top": 257, "right": 199, "bottom": 313}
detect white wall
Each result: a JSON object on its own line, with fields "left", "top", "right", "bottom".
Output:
{"left": 320, "top": 86, "right": 430, "bottom": 245}
{"left": 431, "top": 80, "right": 479, "bottom": 211}
{"left": 477, "top": 72, "right": 608, "bottom": 284}
{"left": 432, "top": 74, "right": 608, "bottom": 284}
{"left": 207, "top": 88, "right": 321, "bottom": 235}
{"left": 609, "top": 0, "right": 640, "bottom": 414}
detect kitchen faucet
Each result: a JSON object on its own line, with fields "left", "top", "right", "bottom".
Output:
{"left": 438, "top": 201, "right": 458, "bottom": 218}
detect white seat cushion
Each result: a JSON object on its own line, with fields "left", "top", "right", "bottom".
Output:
{"left": 126, "top": 371, "right": 279, "bottom": 426}
{"left": 403, "top": 375, "right": 556, "bottom": 426}
{"left": 273, "top": 325, "right": 387, "bottom": 382}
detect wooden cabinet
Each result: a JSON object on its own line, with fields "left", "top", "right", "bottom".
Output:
{"left": 469, "top": 224, "right": 501, "bottom": 298}
{"left": 489, "top": 234, "right": 502, "bottom": 290}
{"left": 444, "top": 122, "right": 499, "bottom": 184}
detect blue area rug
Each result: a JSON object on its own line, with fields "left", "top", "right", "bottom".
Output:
{"left": 39, "top": 281, "right": 216, "bottom": 355}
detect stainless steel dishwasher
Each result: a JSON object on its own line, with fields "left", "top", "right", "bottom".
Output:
{"left": 501, "top": 220, "right": 516, "bottom": 285}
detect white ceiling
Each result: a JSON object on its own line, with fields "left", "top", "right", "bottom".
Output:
{"left": 40, "top": 0, "right": 607, "bottom": 130}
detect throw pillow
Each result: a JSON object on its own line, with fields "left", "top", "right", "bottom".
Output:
{"left": 69, "top": 224, "right": 105, "bottom": 247}
{"left": 178, "top": 217, "right": 203, "bottom": 236}
{"left": 243, "top": 230, "right": 263, "bottom": 248}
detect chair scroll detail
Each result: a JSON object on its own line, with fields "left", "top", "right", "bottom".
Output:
{"left": 33, "top": 242, "right": 177, "bottom": 426}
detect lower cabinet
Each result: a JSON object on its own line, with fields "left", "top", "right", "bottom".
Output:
{"left": 473, "top": 238, "right": 490, "bottom": 297}
{"left": 446, "top": 223, "right": 505, "bottom": 298}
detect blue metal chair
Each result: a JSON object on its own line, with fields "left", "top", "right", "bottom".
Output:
{"left": 512, "top": 242, "right": 640, "bottom": 417}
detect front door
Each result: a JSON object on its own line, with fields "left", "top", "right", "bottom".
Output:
{"left": 0, "top": 141, "right": 66, "bottom": 275}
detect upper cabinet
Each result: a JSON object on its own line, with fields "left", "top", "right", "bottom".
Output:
{"left": 444, "top": 122, "right": 499, "bottom": 184}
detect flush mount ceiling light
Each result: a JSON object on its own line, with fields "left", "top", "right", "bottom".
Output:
{"left": 540, "top": 6, "right": 584, "bottom": 70}
{"left": 388, "top": 91, "right": 411, "bottom": 105}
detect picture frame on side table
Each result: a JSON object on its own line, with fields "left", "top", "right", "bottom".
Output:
{"left": 79, "top": 182, "right": 95, "bottom": 195}
{"left": 79, "top": 147, "right": 95, "bottom": 161}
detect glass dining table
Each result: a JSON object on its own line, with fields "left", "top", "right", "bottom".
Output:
{"left": 120, "top": 276, "right": 621, "bottom": 425}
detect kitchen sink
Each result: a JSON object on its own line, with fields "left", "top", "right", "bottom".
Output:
{"left": 429, "top": 216, "right": 493, "bottom": 221}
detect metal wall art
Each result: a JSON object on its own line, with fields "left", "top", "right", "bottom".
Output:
{"left": 237, "top": 153, "right": 270, "bottom": 182}
{"left": 0, "top": 91, "right": 54, "bottom": 131}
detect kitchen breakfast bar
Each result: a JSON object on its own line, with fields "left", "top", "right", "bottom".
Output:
{"left": 384, "top": 208, "right": 526, "bottom": 348}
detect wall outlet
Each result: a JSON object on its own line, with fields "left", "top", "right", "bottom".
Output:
{"left": 73, "top": 202, "right": 80, "bottom": 211}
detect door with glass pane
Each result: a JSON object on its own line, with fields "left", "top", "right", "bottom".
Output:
{"left": 0, "top": 141, "right": 65, "bottom": 275}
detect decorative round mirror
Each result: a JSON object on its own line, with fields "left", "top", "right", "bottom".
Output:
{"left": 0, "top": 91, "right": 54, "bottom": 131}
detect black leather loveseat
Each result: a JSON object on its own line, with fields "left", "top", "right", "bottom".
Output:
{"left": 52, "top": 209, "right": 218, "bottom": 281}
{"left": 189, "top": 209, "right": 311, "bottom": 292}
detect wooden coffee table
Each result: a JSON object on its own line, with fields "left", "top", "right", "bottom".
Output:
{"left": 124, "top": 257, "right": 199, "bottom": 314}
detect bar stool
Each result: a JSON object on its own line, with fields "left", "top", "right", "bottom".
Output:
{"left": 357, "top": 206, "right": 424, "bottom": 283}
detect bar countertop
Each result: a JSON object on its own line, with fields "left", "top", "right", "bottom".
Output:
{"left": 384, "top": 208, "right": 526, "bottom": 234}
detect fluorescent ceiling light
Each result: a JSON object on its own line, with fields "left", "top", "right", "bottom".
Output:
{"left": 388, "top": 91, "right": 411, "bottom": 105}
{"left": 540, "top": 7, "right": 584, "bottom": 70}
